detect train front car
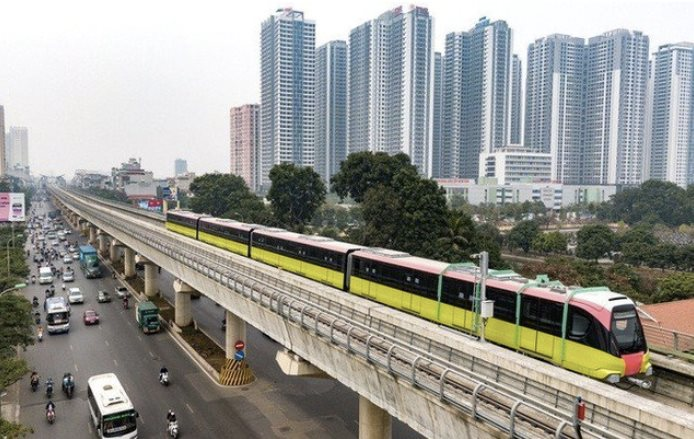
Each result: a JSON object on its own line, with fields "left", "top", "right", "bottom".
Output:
{"left": 608, "top": 301, "right": 652, "bottom": 387}
{"left": 570, "top": 290, "right": 652, "bottom": 387}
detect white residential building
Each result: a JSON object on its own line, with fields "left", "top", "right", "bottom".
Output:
{"left": 479, "top": 146, "right": 552, "bottom": 185}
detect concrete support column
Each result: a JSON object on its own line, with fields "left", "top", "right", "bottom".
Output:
{"left": 88, "top": 225, "right": 97, "bottom": 245}
{"left": 225, "top": 310, "right": 246, "bottom": 359}
{"left": 97, "top": 232, "right": 109, "bottom": 257}
{"left": 173, "top": 279, "right": 194, "bottom": 327}
{"left": 359, "top": 396, "right": 392, "bottom": 439}
{"left": 109, "top": 239, "right": 122, "bottom": 262}
{"left": 137, "top": 255, "right": 158, "bottom": 298}
{"left": 124, "top": 248, "right": 136, "bottom": 278}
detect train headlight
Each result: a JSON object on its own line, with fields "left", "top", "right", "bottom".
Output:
{"left": 645, "top": 366, "right": 653, "bottom": 376}
{"left": 606, "top": 373, "right": 620, "bottom": 384}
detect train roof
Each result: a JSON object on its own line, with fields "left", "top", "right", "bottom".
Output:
{"left": 352, "top": 248, "right": 450, "bottom": 272}
{"left": 253, "top": 228, "right": 364, "bottom": 253}
{"left": 199, "top": 217, "right": 258, "bottom": 232}
{"left": 167, "top": 210, "right": 209, "bottom": 219}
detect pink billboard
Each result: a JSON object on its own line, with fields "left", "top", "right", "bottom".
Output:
{"left": 0, "top": 192, "right": 25, "bottom": 222}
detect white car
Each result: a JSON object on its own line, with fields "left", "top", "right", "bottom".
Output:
{"left": 63, "top": 255, "right": 72, "bottom": 264}
{"left": 115, "top": 286, "right": 129, "bottom": 299}
{"left": 72, "top": 252, "right": 80, "bottom": 260}
{"left": 63, "top": 270, "right": 75, "bottom": 282}
{"left": 68, "top": 288, "right": 84, "bottom": 304}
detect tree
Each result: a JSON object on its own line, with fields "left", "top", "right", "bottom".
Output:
{"left": 653, "top": 273, "right": 694, "bottom": 303}
{"left": 508, "top": 220, "right": 540, "bottom": 253}
{"left": 576, "top": 224, "right": 615, "bottom": 261}
{"left": 0, "top": 293, "right": 33, "bottom": 438}
{"left": 360, "top": 169, "right": 448, "bottom": 258}
{"left": 435, "top": 209, "right": 477, "bottom": 262}
{"left": 267, "top": 163, "right": 326, "bottom": 232}
{"left": 189, "top": 173, "right": 270, "bottom": 223}
{"left": 533, "top": 231, "right": 568, "bottom": 254}
{"left": 473, "top": 223, "right": 505, "bottom": 268}
{"left": 331, "top": 151, "right": 416, "bottom": 202}
{"left": 607, "top": 180, "right": 693, "bottom": 226}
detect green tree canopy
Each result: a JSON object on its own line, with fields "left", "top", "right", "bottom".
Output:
{"left": 507, "top": 220, "right": 540, "bottom": 253}
{"left": 435, "top": 209, "right": 477, "bottom": 262}
{"left": 267, "top": 163, "right": 326, "bottom": 231}
{"left": 532, "top": 231, "right": 568, "bottom": 254}
{"left": 604, "top": 180, "right": 693, "bottom": 226}
{"left": 473, "top": 222, "right": 505, "bottom": 268}
{"left": 653, "top": 272, "right": 694, "bottom": 303}
{"left": 360, "top": 169, "right": 448, "bottom": 258}
{"left": 189, "top": 173, "right": 270, "bottom": 223}
{"left": 576, "top": 224, "right": 615, "bottom": 261}
{"left": 331, "top": 151, "right": 416, "bottom": 202}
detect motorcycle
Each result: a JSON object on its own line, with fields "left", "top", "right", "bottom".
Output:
{"left": 123, "top": 298, "right": 129, "bottom": 310}
{"left": 34, "top": 311, "right": 41, "bottom": 325}
{"left": 46, "top": 379, "right": 54, "bottom": 398}
{"left": 30, "top": 375, "right": 39, "bottom": 392}
{"left": 62, "top": 374, "right": 75, "bottom": 399}
{"left": 32, "top": 297, "right": 39, "bottom": 308}
{"left": 159, "top": 371, "right": 169, "bottom": 386}
{"left": 37, "top": 328, "right": 43, "bottom": 342}
{"left": 31, "top": 275, "right": 36, "bottom": 284}
{"left": 167, "top": 420, "right": 179, "bottom": 438}
{"left": 46, "top": 408, "right": 56, "bottom": 424}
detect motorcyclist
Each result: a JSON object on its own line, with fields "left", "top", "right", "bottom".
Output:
{"left": 32, "top": 296, "right": 39, "bottom": 307}
{"left": 30, "top": 371, "right": 39, "bottom": 388}
{"left": 46, "top": 400, "right": 56, "bottom": 412}
{"left": 159, "top": 366, "right": 169, "bottom": 383}
{"left": 46, "top": 377, "right": 54, "bottom": 396}
{"left": 123, "top": 296, "right": 129, "bottom": 309}
{"left": 166, "top": 409, "right": 177, "bottom": 423}
{"left": 37, "top": 326, "right": 44, "bottom": 341}
{"left": 62, "top": 372, "right": 74, "bottom": 388}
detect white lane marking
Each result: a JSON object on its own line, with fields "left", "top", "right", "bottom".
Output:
{"left": 139, "top": 414, "right": 145, "bottom": 425}
{"left": 104, "top": 340, "right": 109, "bottom": 346}
{"left": 137, "top": 335, "right": 142, "bottom": 342}
{"left": 186, "top": 403, "right": 194, "bottom": 414}
{"left": 74, "top": 364, "right": 79, "bottom": 372}
{"left": 113, "top": 359, "right": 118, "bottom": 367}
{"left": 148, "top": 351, "right": 155, "bottom": 358}
{"left": 69, "top": 344, "right": 74, "bottom": 351}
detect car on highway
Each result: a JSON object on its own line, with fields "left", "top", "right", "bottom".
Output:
{"left": 51, "top": 240, "right": 59, "bottom": 246}
{"left": 63, "top": 255, "right": 72, "bottom": 264}
{"left": 63, "top": 270, "right": 75, "bottom": 282}
{"left": 64, "top": 229, "right": 72, "bottom": 235}
{"left": 83, "top": 310, "right": 99, "bottom": 325}
{"left": 68, "top": 287, "right": 84, "bottom": 304}
{"left": 115, "top": 286, "right": 129, "bottom": 299}
{"left": 68, "top": 245, "right": 77, "bottom": 253}
{"left": 71, "top": 252, "right": 79, "bottom": 260}
{"left": 97, "top": 290, "right": 111, "bottom": 303}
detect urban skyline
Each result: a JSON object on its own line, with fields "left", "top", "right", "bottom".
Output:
{"left": 1, "top": 2, "right": 692, "bottom": 182}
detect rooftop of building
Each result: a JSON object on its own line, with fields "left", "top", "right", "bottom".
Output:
{"left": 639, "top": 298, "right": 694, "bottom": 335}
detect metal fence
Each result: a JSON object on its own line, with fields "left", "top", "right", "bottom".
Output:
{"left": 642, "top": 323, "right": 694, "bottom": 359}
{"left": 53, "top": 187, "right": 687, "bottom": 439}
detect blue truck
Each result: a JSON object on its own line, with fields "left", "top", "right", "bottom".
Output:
{"left": 79, "top": 245, "right": 102, "bottom": 279}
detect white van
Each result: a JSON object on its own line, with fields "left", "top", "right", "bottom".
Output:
{"left": 39, "top": 267, "right": 54, "bottom": 284}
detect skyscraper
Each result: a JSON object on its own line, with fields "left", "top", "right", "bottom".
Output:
{"left": 0, "top": 106, "right": 5, "bottom": 176}
{"left": 509, "top": 54, "right": 523, "bottom": 144}
{"left": 431, "top": 52, "right": 444, "bottom": 178}
{"left": 582, "top": 30, "right": 649, "bottom": 185}
{"left": 260, "top": 8, "right": 315, "bottom": 191}
{"left": 525, "top": 34, "right": 585, "bottom": 183}
{"left": 315, "top": 41, "right": 347, "bottom": 185}
{"left": 230, "top": 104, "right": 260, "bottom": 191}
{"left": 441, "top": 17, "right": 512, "bottom": 179}
{"left": 6, "top": 126, "right": 29, "bottom": 170}
{"left": 347, "top": 5, "right": 434, "bottom": 175}
{"left": 174, "top": 158, "right": 188, "bottom": 177}
{"left": 647, "top": 42, "right": 694, "bottom": 188}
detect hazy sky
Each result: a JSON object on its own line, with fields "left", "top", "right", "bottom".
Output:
{"left": 1, "top": 0, "right": 692, "bottom": 178}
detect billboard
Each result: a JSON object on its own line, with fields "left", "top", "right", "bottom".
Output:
{"left": 0, "top": 193, "right": 26, "bottom": 222}
{"left": 138, "top": 198, "right": 163, "bottom": 212}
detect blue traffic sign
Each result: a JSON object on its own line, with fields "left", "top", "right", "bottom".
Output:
{"left": 234, "top": 350, "right": 245, "bottom": 361}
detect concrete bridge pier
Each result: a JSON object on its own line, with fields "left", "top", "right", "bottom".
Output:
{"left": 225, "top": 309, "right": 246, "bottom": 358}
{"left": 97, "top": 231, "right": 109, "bottom": 257}
{"left": 136, "top": 255, "right": 158, "bottom": 298}
{"left": 359, "top": 396, "right": 392, "bottom": 439}
{"left": 109, "top": 239, "right": 123, "bottom": 263}
{"left": 123, "top": 248, "right": 136, "bottom": 278}
{"left": 88, "top": 225, "right": 97, "bottom": 246}
{"left": 173, "top": 279, "right": 194, "bottom": 328}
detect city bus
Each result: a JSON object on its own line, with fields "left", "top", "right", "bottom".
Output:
{"left": 45, "top": 298, "right": 70, "bottom": 334}
{"left": 87, "top": 373, "right": 138, "bottom": 438}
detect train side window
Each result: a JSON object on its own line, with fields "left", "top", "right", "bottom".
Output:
{"left": 570, "top": 311, "right": 590, "bottom": 339}
{"left": 441, "top": 278, "right": 474, "bottom": 310}
{"left": 568, "top": 307, "right": 608, "bottom": 351}
{"left": 486, "top": 287, "right": 516, "bottom": 323}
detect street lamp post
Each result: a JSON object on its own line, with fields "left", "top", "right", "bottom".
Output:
{"left": 0, "top": 283, "right": 27, "bottom": 297}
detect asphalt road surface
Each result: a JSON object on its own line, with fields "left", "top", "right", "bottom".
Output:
{"left": 18, "top": 202, "right": 423, "bottom": 438}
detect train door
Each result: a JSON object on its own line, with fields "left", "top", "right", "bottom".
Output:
{"left": 402, "top": 272, "right": 422, "bottom": 314}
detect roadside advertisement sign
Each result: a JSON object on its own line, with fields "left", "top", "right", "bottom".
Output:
{"left": 138, "top": 198, "right": 163, "bottom": 212}
{"left": 0, "top": 192, "right": 26, "bottom": 222}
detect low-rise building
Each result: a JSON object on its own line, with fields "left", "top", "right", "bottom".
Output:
{"left": 479, "top": 146, "right": 552, "bottom": 185}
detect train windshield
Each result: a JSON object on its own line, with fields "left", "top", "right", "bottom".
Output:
{"left": 610, "top": 306, "right": 646, "bottom": 354}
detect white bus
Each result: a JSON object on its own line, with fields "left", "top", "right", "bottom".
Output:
{"left": 45, "top": 299, "right": 70, "bottom": 334}
{"left": 87, "top": 373, "right": 138, "bottom": 439}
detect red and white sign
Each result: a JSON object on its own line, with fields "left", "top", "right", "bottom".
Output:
{"left": 234, "top": 340, "right": 245, "bottom": 351}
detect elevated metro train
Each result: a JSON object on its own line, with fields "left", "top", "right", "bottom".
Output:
{"left": 166, "top": 210, "right": 652, "bottom": 385}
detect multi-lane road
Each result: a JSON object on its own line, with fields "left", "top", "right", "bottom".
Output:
{"left": 17, "top": 203, "right": 422, "bottom": 438}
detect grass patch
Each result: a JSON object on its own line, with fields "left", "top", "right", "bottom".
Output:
{"left": 180, "top": 326, "right": 226, "bottom": 372}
